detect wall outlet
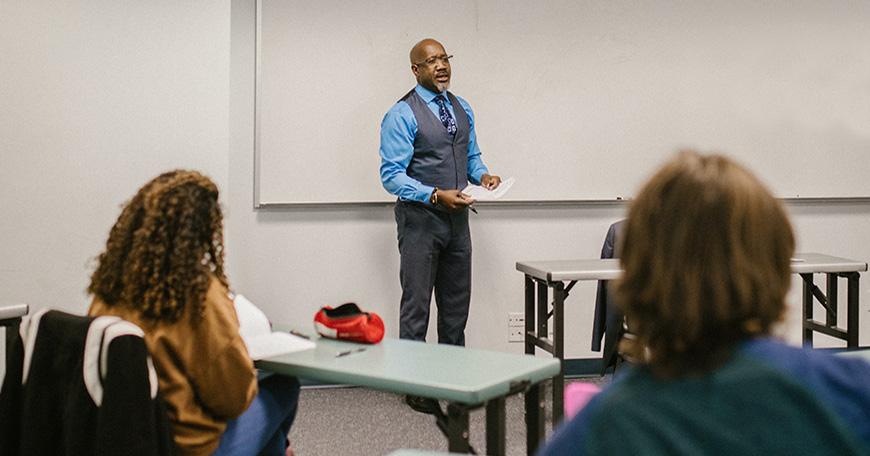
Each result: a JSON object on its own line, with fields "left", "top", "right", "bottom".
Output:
{"left": 509, "top": 326, "right": 525, "bottom": 343}
{"left": 508, "top": 312, "right": 525, "bottom": 327}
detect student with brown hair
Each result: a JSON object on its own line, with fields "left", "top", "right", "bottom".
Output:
{"left": 538, "top": 151, "right": 870, "bottom": 455}
{"left": 88, "top": 170, "right": 299, "bottom": 456}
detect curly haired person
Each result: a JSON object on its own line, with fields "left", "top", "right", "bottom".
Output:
{"left": 539, "top": 151, "right": 870, "bottom": 455}
{"left": 88, "top": 170, "right": 299, "bottom": 456}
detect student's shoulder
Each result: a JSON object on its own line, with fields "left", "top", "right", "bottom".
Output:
{"left": 201, "top": 277, "right": 241, "bottom": 331}
{"left": 742, "top": 338, "right": 870, "bottom": 375}
{"left": 741, "top": 338, "right": 870, "bottom": 401}
{"left": 88, "top": 297, "right": 151, "bottom": 329}
{"left": 87, "top": 297, "right": 114, "bottom": 318}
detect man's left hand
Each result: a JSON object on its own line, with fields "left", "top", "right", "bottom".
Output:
{"left": 481, "top": 174, "right": 501, "bottom": 190}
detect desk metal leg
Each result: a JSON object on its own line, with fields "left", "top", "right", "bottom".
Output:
{"left": 847, "top": 272, "right": 859, "bottom": 347}
{"left": 801, "top": 272, "right": 861, "bottom": 348}
{"left": 525, "top": 382, "right": 545, "bottom": 456}
{"left": 525, "top": 276, "right": 535, "bottom": 356}
{"left": 801, "top": 273, "right": 814, "bottom": 347}
{"left": 486, "top": 397, "right": 506, "bottom": 456}
{"left": 552, "top": 282, "right": 565, "bottom": 425}
{"left": 537, "top": 282, "right": 549, "bottom": 347}
{"left": 525, "top": 277, "right": 565, "bottom": 426}
{"left": 826, "top": 273, "right": 838, "bottom": 327}
{"left": 446, "top": 403, "right": 471, "bottom": 453}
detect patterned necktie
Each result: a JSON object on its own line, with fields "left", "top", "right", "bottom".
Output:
{"left": 434, "top": 95, "right": 457, "bottom": 136}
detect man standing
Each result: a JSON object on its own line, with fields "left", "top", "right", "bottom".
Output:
{"left": 379, "top": 38, "right": 501, "bottom": 413}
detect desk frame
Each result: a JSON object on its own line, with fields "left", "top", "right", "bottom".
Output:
{"left": 427, "top": 380, "right": 543, "bottom": 455}
{"left": 524, "top": 276, "right": 569, "bottom": 424}
{"left": 801, "top": 272, "right": 860, "bottom": 347}
{"left": 257, "top": 334, "right": 558, "bottom": 455}
{"left": 519, "top": 254, "right": 866, "bottom": 425}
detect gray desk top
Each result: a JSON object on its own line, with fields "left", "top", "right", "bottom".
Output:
{"left": 0, "top": 303, "right": 28, "bottom": 321}
{"left": 789, "top": 253, "right": 869, "bottom": 274}
{"left": 516, "top": 258, "right": 622, "bottom": 282}
{"left": 836, "top": 349, "right": 870, "bottom": 364}
{"left": 256, "top": 331, "right": 560, "bottom": 405}
{"left": 516, "top": 253, "right": 868, "bottom": 282}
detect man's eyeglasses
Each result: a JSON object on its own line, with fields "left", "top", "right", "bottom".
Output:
{"left": 413, "top": 55, "right": 453, "bottom": 68}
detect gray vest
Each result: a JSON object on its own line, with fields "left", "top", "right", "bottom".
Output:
{"left": 401, "top": 90, "right": 470, "bottom": 192}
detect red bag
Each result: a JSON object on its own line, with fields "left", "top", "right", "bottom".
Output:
{"left": 313, "top": 303, "right": 385, "bottom": 344}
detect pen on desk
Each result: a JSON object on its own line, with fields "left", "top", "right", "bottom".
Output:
{"left": 335, "top": 348, "right": 367, "bottom": 358}
{"left": 468, "top": 205, "right": 478, "bottom": 214}
{"left": 289, "top": 330, "right": 310, "bottom": 340}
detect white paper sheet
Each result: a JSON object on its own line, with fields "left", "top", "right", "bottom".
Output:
{"left": 462, "top": 177, "right": 515, "bottom": 201}
{"left": 234, "top": 294, "right": 315, "bottom": 360}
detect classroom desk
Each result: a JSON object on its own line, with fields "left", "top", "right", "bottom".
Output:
{"left": 837, "top": 348, "right": 870, "bottom": 363}
{"left": 1, "top": 303, "right": 29, "bottom": 362}
{"left": 793, "top": 253, "right": 867, "bottom": 348}
{"left": 256, "top": 332, "right": 561, "bottom": 455}
{"left": 515, "top": 252, "right": 867, "bottom": 424}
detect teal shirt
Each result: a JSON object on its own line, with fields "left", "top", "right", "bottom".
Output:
{"left": 539, "top": 339, "right": 870, "bottom": 455}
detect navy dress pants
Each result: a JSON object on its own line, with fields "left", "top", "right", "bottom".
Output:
{"left": 395, "top": 200, "right": 471, "bottom": 346}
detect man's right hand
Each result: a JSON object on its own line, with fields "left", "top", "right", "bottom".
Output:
{"left": 436, "top": 189, "right": 474, "bottom": 211}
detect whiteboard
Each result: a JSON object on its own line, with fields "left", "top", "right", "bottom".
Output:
{"left": 254, "top": 0, "right": 870, "bottom": 206}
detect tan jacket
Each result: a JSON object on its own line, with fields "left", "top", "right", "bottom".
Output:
{"left": 89, "top": 279, "right": 257, "bottom": 456}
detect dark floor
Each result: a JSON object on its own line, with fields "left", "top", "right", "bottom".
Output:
{"left": 289, "top": 376, "right": 611, "bottom": 456}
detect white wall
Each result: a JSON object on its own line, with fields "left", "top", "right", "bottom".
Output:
{"left": 2, "top": 1, "right": 869, "bottom": 382}
{"left": 0, "top": 0, "right": 231, "bottom": 375}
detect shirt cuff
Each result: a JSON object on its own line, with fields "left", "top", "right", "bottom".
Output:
{"left": 469, "top": 169, "right": 488, "bottom": 185}
{"left": 419, "top": 185, "right": 436, "bottom": 205}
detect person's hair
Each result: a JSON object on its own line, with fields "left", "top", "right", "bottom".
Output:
{"left": 615, "top": 150, "right": 795, "bottom": 377}
{"left": 88, "top": 170, "right": 228, "bottom": 322}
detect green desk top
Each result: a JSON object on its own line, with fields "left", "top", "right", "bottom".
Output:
{"left": 256, "top": 330, "right": 560, "bottom": 405}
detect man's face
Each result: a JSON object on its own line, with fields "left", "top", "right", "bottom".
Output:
{"left": 411, "top": 42, "right": 451, "bottom": 93}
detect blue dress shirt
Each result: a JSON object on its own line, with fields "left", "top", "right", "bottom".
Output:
{"left": 379, "top": 84, "right": 489, "bottom": 204}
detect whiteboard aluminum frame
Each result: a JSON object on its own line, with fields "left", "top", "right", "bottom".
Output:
{"left": 253, "top": 197, "right": 870, "bottom": 210}
{"left": 251, "top": 0, "right": 870, "bottom": 209}
{"left": 253, "top": 0, "right": 263, "bottom": 209}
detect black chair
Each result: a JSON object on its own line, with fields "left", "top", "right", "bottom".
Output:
{"left": 1, "top": 304, "right": 28, "bottom": 365}
{"left": 0, "top": 309, "right": 174, "bottom": 455}
{"left": 591, "top": 220, "right": 626, "bottom": 374}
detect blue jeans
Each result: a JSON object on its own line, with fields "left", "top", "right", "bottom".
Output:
{"left": 213, "top": 374, "right": 300, "bottom": 456}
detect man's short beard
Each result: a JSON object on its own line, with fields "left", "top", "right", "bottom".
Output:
{"left": 434, "top": 80, "right": 450, "bottom": 92}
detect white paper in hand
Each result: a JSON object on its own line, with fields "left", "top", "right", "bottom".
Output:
{"left": 234, "top": 294, "right": 315, "bottom": 359}
{"left": 462, "top": 176, "right": 515, "bottom": 201}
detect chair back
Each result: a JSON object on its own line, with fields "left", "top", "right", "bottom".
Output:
{"left": 0, "top": 309, "right": 174, "bottom": 455}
